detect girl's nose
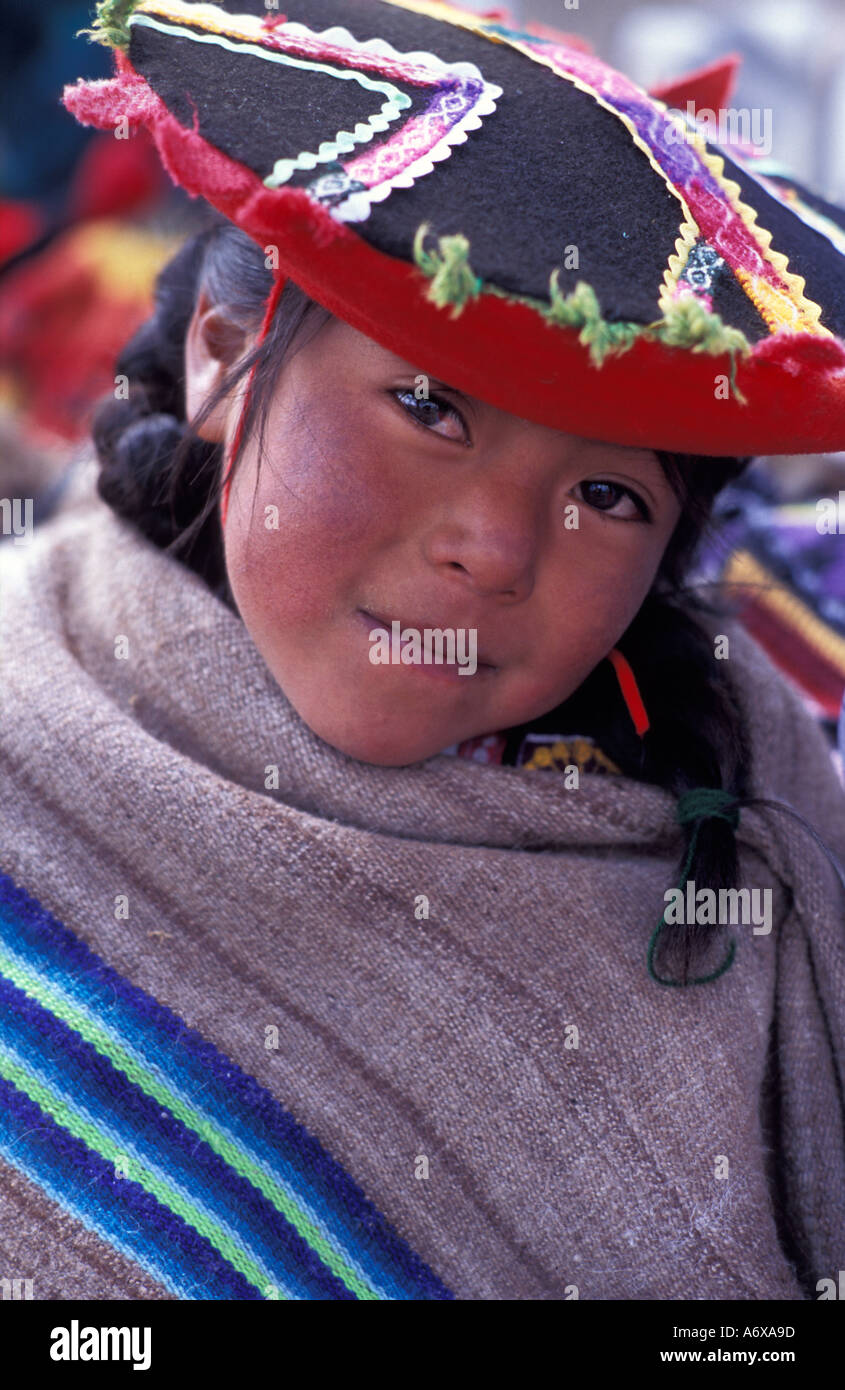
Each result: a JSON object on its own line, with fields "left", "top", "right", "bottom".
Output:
{"left": 423, "top": 480, "right": 543, "bottom": 601}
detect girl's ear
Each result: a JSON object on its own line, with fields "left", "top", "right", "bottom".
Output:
{"left": 184, "top": 289, "right": 253, "bottom": 443}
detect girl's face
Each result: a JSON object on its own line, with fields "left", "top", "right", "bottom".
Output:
{"left": 188, "top": 303, "right": 682, "bottom": 766}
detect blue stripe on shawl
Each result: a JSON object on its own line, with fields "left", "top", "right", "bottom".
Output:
{"left": 0, "top": 868, "right": 453, "bottom": 1301}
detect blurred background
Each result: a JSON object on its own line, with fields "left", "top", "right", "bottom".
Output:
{"left": 2, "top": 0, "right": 845, "bottom": 746}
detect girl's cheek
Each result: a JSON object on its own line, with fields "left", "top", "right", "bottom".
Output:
{"left": 227, "top": 456, "right": 386, "bottom": 635}
{"left": 517, "top": 560, "right": 657, "bottom": 706}
{"left": 264, "top": 410, "right": 393, "bottom": 546}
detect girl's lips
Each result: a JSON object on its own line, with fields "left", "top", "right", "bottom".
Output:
{"left": 355, "top": 609, "right": 496, "bottom": 678}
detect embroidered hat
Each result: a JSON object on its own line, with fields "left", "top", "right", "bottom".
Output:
{"left": 64, "top": 0, "right": 845, "bottom": 457}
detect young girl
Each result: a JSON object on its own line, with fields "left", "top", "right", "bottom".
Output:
{"left": 1, "top": 0, "right": 844, "bottom": 1302}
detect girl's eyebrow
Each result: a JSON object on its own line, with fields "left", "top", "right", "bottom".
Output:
{"left": 583, "top": 436, "right": 657, "bottom": 454}
{"left": 403, "top": 371, "right": 465, "bottom": 396}
{"left": 407, "top": 373, "right": 480, "bottom": 419}
{"left": 585, "top": 440, "right": 662, "bottom": 465}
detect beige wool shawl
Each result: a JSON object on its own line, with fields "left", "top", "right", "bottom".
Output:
{"left": 1, "top": 463, "right": 844, "bottom": 1302}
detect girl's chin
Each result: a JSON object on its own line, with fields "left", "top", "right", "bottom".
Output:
{"left": 275, "top": 673, "right": 494, "bottom": 765}
{"left": 290, "top": 703, "right": 467, "bottom": 765}
{"left": 312, "top": 725, "right": 459, "bottom": 766}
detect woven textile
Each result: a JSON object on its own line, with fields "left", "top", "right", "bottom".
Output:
{"left": 1, "top": 472, "right": 845, "bottom": 1299}
{"left": 0, "top": 868, "right": 451, "bottom": 1300}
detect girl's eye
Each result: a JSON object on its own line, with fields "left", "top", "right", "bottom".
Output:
{"left": 574, "top": 478, "right": 651, "bottom": 521}
{"left": 393, "top": 389, "right": 470, "bottom": 444}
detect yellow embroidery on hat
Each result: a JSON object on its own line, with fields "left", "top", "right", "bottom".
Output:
{"left": 131, "top": 0, "right": 271, "bottom": 42}
{"left": 684, "top": 137, "right": 829, "bottom": 338}
{"left": 731, "top": 269, "right": 810, "bottom": 334}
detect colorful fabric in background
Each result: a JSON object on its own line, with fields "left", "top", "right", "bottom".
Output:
{"left": 0, "top": 0, "right": 176, "bottom": 451}
{"left": 0, "top": 218, "right": 179, "bottom": 443}
{"left": 696, "top": 465, "right": 845, "bottom": 727}
{"left": 443, "top": 730, "right": 621, "bottom": 774}
{"left": 0, "top": 121, "right": 176, "bottom": 448}
{"left": 0, "top": 867, "right": 453, "bottom": 1300}
{"left": 0, "top": 0, "right": 168, "bottom": 280}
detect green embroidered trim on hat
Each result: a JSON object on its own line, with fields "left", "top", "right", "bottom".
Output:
{"left": 544, "top": 273, "right": 641, "bottom": 365}
{"left": 79, "top": 0, "right": 144, "bottom": 51}
{"left": 644, "top": 296, "right": 751, "bottom": 401}
{"left": 412, "top": 223, "right": 751, "bottom": 400}
{"left": 412, "top": 224, "right": 483, "bottom": 318}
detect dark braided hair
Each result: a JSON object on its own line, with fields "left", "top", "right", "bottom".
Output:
{"left": 93, "top": 214, "right": 334, "bottom": 606}
{"left": 92, "top": 208, "right": 754, "bottom": 985}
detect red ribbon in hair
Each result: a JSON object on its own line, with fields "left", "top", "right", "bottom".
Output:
{"left": 607, "top": 647, "right": 650, "bottom": 737}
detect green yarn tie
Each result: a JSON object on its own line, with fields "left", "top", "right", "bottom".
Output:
{"left": 412, "top": 224, "right": 482, "bottom": 319}
{"left": 78, "top": 0, "right": 143, "bottom": 52}
{"left": 411, "top": 223, "right": 751, "bottom": 397}
{"left": 675, "top": 787, "right": 740, "bottom": 829}
{"left": 647, "top": 788, "right": 740, "bottom": 987}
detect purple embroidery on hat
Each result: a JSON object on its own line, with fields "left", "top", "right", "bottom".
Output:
{"left": 512, "top": 36, "right": 828, "bottom": 338}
